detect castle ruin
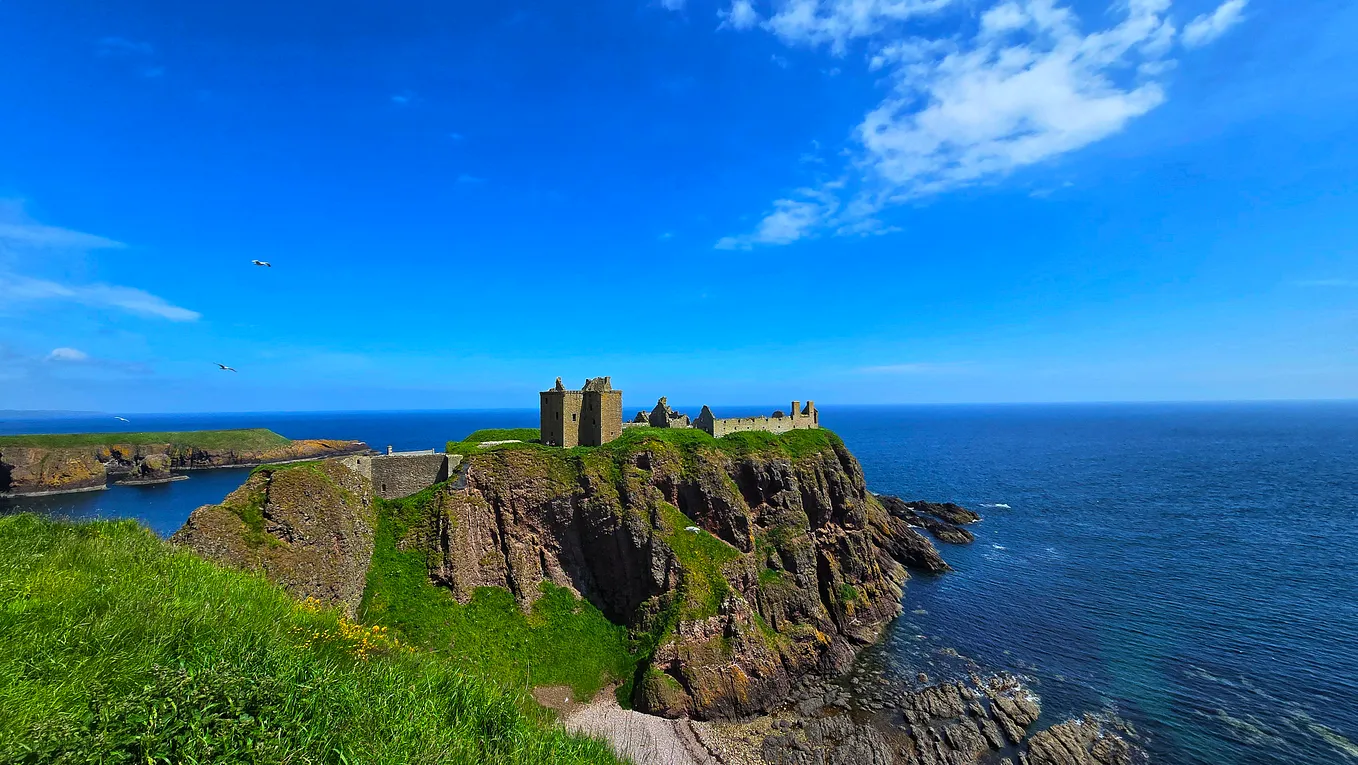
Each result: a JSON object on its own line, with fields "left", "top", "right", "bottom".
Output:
{"left": 541, "top": 376, "right": 818, "bottom": 446}
{"left": 540, "top": 376, "right": 624, "bottom": 447}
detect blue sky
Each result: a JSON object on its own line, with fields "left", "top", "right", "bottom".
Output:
{"left": 1, "top": 0, "right": 1355, "bottom": 412}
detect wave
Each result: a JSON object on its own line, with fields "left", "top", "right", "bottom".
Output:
{"left": 981, "top": 503, "right": 1011, "bottom": 509}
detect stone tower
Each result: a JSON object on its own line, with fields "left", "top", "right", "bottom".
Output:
{"left": 540, "top": 376, "right": 623, "bottom": 447}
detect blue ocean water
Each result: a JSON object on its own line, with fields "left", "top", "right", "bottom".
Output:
{"left": 2, "top": 402, "right": 1355, "bottom": 764}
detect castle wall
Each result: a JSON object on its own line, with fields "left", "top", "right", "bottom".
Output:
{"left": 597, "top": 390, "right": 623, "bottom": 445}
{"left": 343, "top": 453, "right": 461, "bottom": 500}
{"left": 695, "top": 401, "right": 819, "bottom": 438}
{"left": 541, "top": 390, "right": 584, "bottom": 448}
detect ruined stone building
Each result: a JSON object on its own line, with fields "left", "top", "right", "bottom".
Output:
{"left": 540, "top": 376, "right": 819, "bottom": 446}
{"left": 629, "top": 396, "right": 690, "bottom": 429}
{"left": 694, "top": 401, "right": 819, "bottom": 437}
{"left": 540, "top": 376, "right": 624, "bottom": 447}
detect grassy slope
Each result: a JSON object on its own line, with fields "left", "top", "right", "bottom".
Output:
{"left": 0, "top": 514, "right": 621, "bottom": 765}
{"left": 0, "top": 428, "right": 294, "bottom": 450}
{"left": 359, "top": 486, "right": 637, "bottom": 701}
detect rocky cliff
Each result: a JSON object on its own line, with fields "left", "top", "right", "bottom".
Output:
{"left": 0, "top": 434, "right": 370, "bottom": 496}
{"left": 171, "top": 461, "right": 376, "bottom": 617}
{"left": 400, "top": 430, "right": 966, "bottom": 720}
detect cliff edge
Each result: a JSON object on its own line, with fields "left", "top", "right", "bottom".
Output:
{"left": 399, "top": 428, "right": 962, "bottom": 719}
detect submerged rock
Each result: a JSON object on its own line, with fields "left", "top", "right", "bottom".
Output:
{"left": 876, "top": 495, "right": 979, "bottom": 545}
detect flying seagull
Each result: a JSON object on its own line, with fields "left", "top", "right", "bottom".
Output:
{"left": 114, "top": 416, "right": 130, "bottom": 423}
{"left": 251, "top": 260, "right": 272, "bottom": 267}
{"left": 216, "top": 363, "right": 237, "bottom": 372}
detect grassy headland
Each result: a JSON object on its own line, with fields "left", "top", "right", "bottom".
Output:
{"left": 447, "top": 424, "right": 840, "bottom": 461}
{"left": 0, "top": 514, "right": 620, "bottom": 765}
{"left": 0, "top": 428, "right": 294, "bottom": 450}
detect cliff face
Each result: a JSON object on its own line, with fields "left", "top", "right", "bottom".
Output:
{"left": 0, "top": 439, "right": 369, "bottom": 496}
{"left": 170, "top": 461, "right": 376, "bottom": 617}
{"left": 405, "top": 432, "right": 957, "bottom": 720}
{"left": 0, "top": 447, "right": 107, "bottom": 495}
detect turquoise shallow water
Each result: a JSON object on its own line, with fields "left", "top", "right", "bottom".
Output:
{"left": 3, "top": 402, "right": 1355, "bottom": 764}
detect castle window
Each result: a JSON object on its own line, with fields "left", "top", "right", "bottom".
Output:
{"left": 572, "top": 414, "right": 577, "bottom": 422}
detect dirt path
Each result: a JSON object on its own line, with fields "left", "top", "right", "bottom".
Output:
{"left": 560, "top": 690, "right": 714, "bottom": 765}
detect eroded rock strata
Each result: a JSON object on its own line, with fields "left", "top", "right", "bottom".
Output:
{"left": 171, "top": 461, "right": 376, "bottom": 617}
{"left": 0, "top": 437, "right": 369, "bottom": 496}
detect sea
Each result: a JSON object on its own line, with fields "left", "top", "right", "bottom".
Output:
{"left": 2, "top": 402, "right": 1355, "bottom": 765}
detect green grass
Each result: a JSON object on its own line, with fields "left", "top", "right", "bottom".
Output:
{"left": 655, "top": 503, "right": 743, "bottom": 621}
{"left": 0, "top": 514, "right": 621, "bottom": 765}
{"left": 446, "top": 429, "right": 543, "bottom": 457}
{"left": 0, "top": 428, "right": 294, "bottom": 451}
{"left": 460, "top": 428, "right": 541, "bottom": 444}
{"left": 359, "top": 490, "right": 638, "bottom": 701}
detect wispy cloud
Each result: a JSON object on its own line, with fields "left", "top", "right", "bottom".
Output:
{"left": 719, "top": 0, "right": 760, "bottom": 30}
{"left": 0, "top": 206, "right": 201, "bottom": 322}
{"left": 771, "top": 54, "right": 790, "bottom": 68}
{"left": 1183, "top": 0, "right": 1248, "bottom": 48}
{"left": 0, "top": 275, "right": 201, "bottom": 321}
{"left": 391, "top": 91, "right": 416, "bottom": 106}
{"left": 659, "top": 231, "right": 676, "bottom": 240}
{"left": 659, "top": 0, "right": 686, "bottom": 10}
{"left": 456, "top": 173, "right": 485, "bottom": 184}
{"left": 0, "top": 221, "right": 124, "bottom": 253}
{"left": 47, "top": 347, "right": 89, "bottom": 362}
{"left": 1294, "top": 279, "right": 1358, "bottom": 288}
{"left": 716, "top": 0, "right": 1247, "bottom": 248}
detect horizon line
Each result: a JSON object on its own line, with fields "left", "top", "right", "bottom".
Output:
{"left": 3, "top": 398, "right": 1356, "bottom": 419}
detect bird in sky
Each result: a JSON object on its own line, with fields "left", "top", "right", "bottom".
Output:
{"left": 216, "top": 363, "right": 237, "bottom": 372}
{"left": 114, "top": 416, "right": 130, "bottom": 423}
{"left": 251, "top": 260, "right": 272, "bottom": 267}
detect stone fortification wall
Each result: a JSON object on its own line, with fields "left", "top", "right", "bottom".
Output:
{"left": 342, "top": 453, "right": 462, "bottom": 500}
{"left": 694, "top": 401, "right": 819, "bottom": 438}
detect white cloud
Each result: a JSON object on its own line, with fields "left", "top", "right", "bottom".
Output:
{"left": 0, "top": 275, "right": 201, "bottom": 321}
{"left": 764, "top": 0, "right": 957, "bottom": 54}
{"left": 1182, "top": 0, "right": 1247, "bottom": 48}
{"left": 716, "top": 185, "right": 841, "bottom": 248}
{"left": 47, "top": 348, "right": 89, "bottom": 362}
{"left": 720, "top": 0, "right": 761, "bottom": 30}
{"left": 660, "top": 0, "right": 686, "bottom": 9}
{"left": 0, "top": 221, "right": 124, "bottom": 253}
{"left": 717, "top": 0, "right": 1241, "bottom": 248}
